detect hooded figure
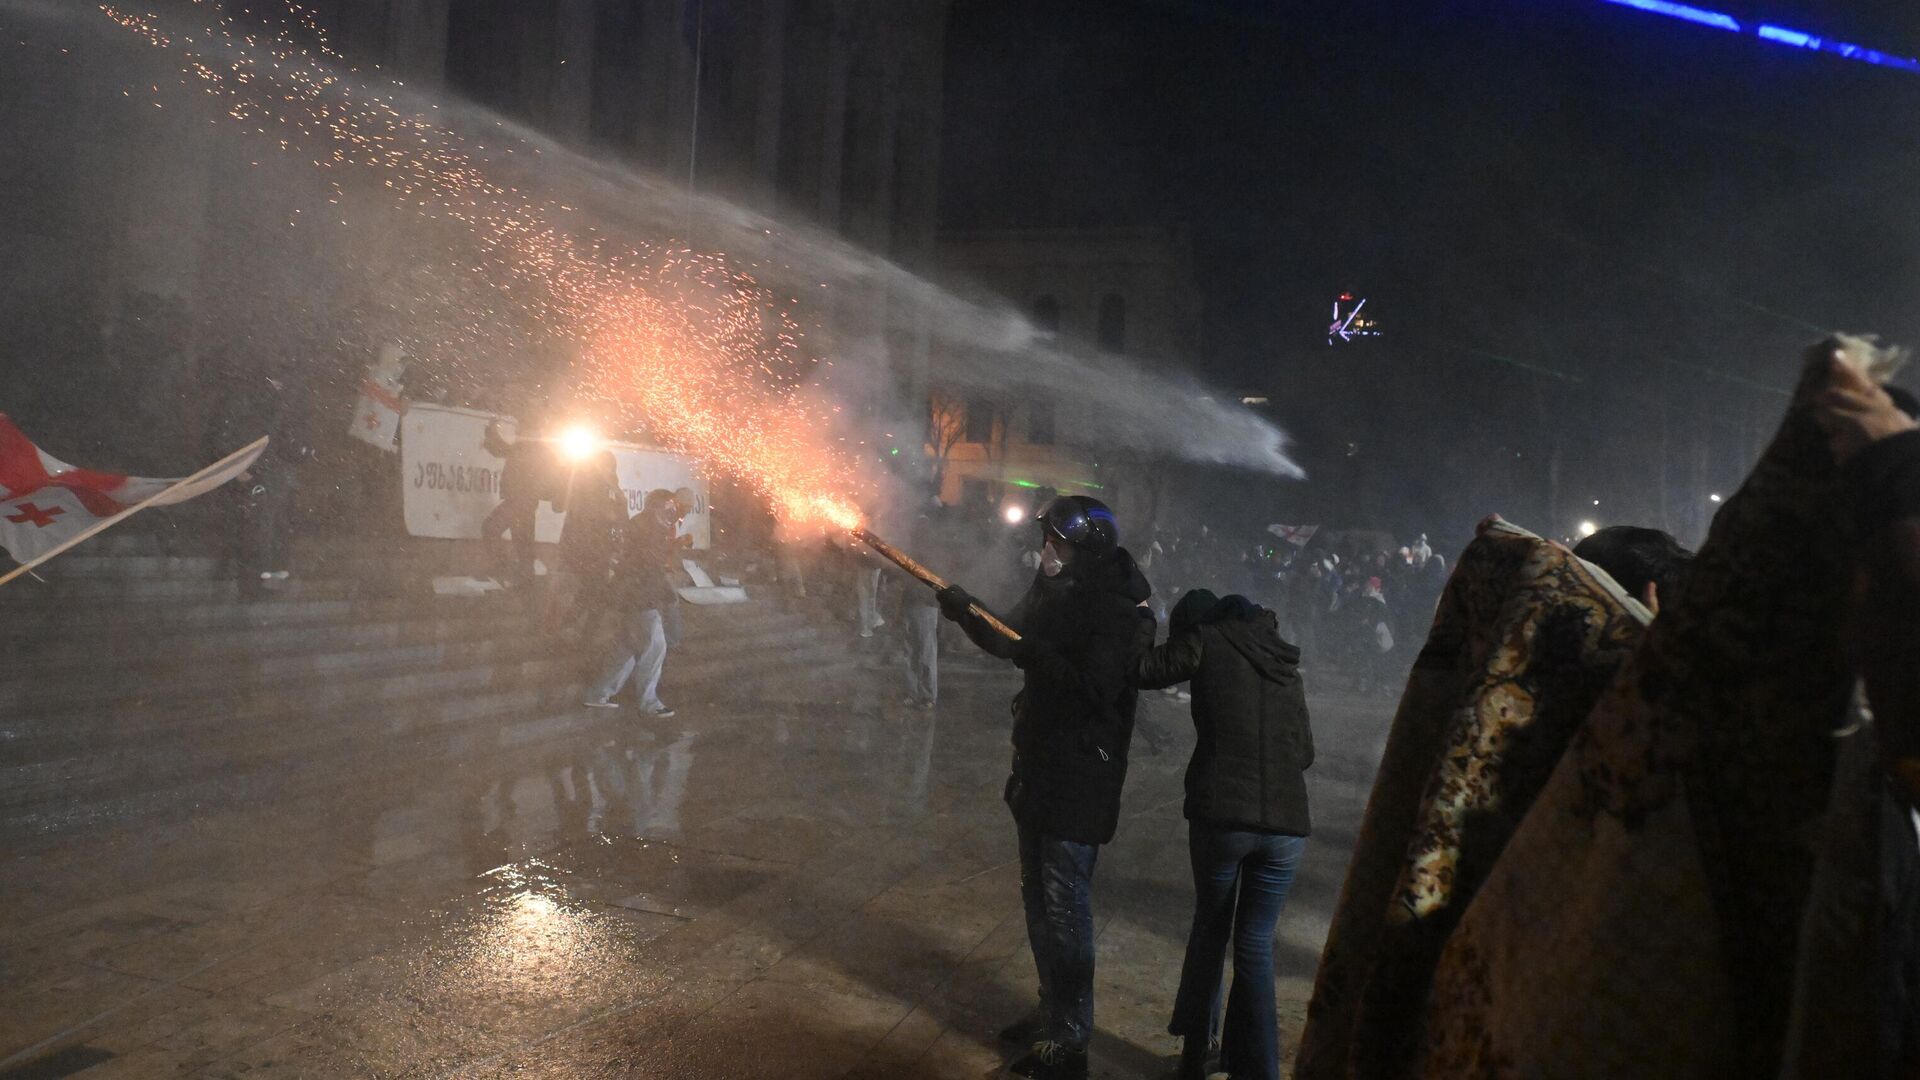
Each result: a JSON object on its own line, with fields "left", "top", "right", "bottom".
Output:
{"left": 1143, "top": 590, "right": 1314, "bottom": 834}
{"left": 1138, "top": 589, "right": 1313, "bottom": 1080}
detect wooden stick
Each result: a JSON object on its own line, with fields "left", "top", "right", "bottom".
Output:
{"left": 854, "top": 526, "right": 1021, "bottom": 642}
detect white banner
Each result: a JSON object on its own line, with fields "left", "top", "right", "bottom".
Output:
{"left": 399, "top": 404, "right": 710, "bottom": 548}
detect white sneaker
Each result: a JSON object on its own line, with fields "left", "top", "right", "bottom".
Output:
{"left": 583, "top": 698, "right": 620, "bottom": 709}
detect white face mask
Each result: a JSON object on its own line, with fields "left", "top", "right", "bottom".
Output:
{"left": 1040, "top": 540, "right": 1067, "bottom": 578}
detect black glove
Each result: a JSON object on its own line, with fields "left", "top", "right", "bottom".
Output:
{"left": 936, "top": 585, "right": 974, "bottom": 623}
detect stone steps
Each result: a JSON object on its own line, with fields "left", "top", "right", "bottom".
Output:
{"left": 4, "top": 574, "right": 360, "bottom": 603}
{"left": 7, "top": 603, "right": 802, "bottom": 677}
{"left": 0, "top": 545, "right": 857, "bottom": 841}
{"left": 0, "top": 641, "right": 860, "bottom": 837}
{"left": 0, "top": 637, "right": 853, "bottom": 814}
{"left": 4, "top": 608, "right": 824, "bottom": 721}
{"left": 31, "top": 554, "right": 223, "bottom": 579}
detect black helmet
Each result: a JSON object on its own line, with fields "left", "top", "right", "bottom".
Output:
{"left": 1039, "top": 495, "right": 1118, "bottom": 554}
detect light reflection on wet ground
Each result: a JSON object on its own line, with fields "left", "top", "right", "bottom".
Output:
{"left": 0, "top": 661, "right": 1392, "bottom": 1078}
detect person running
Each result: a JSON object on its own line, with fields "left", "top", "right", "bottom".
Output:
{"left": 1138, "top": 588, "right": 1313, "bottom": 1080}
{"left": 583, "top": 489, "right": 683, "bottom": 716}
{"left": 935, "top": 495, "right": 1155, "bottom": 1080}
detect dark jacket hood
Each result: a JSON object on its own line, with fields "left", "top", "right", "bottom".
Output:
{"left": 1203, "top": 596, "right": 1300, "bottom": 684}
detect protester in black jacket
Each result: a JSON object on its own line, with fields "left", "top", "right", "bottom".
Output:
{"left": 481, "top": 419, "right": 558, "bottom": 587}
{"left": 1138, "top": 588, "right": 1314, "bottom": 1080}
{"left": 544, "top": 450, "right": 625, "bottom": 640}
{"left": 583, "top": 489, "right": 682, "bottom": 716}
{"left": 937, "top": 496, "right": 1154, "bottom": 1080}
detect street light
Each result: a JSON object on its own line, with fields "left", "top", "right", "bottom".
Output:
{"left": 1577, "top": 520, "right": 1599, "bottom": 538}
{"left": 1709, "top": 493, "right": 1723, "bottom": 503}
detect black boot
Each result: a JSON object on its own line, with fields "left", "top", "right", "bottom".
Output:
{"left": 1177, "top": 1034, "right": 1211, "bottom": 1080}
{"left": 1007, "top": 1040, "right": 1088, "bottom": 1080}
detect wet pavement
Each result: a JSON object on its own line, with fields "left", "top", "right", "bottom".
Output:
{"left": 0, "top": 652, "right": 1393, "bottom": 1079}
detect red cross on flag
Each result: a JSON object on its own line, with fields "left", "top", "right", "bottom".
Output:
{"left": 0, "top": 414, "right": 266, "bottom": 579}
{"left": 1266, "top": 524, "right": 1320, "bottom": 547}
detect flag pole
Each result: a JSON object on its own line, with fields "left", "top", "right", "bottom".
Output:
{"left": 0, "top": 436, "right": 269, "bottom": 592}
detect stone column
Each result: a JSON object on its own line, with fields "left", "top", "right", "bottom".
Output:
{"left": 814, "top": 1, "right": 854, "bottom": 227}
{"left": 750, "top": 0, "right": 791, "bottom": 212}
{"left": 384, "top": 0, "right": 450, "bottom": 84}
{"left": 882, "top": 5, "right": 950, "bottom": 423}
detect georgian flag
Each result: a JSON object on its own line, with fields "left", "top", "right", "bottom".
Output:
{"left": 0, "top": 414, "right": 265, "bottom": 566}
{"left": 348, "top": 342, "right": 408, "bottom": 452}
{"left": 1267, "top": 523, "right": 1319, "bottom": 547}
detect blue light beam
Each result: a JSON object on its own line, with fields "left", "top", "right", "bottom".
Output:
{"left": 1599, "top": 1, "right": 1920, "bottom": 76}
{"left": 1756, "top": 24, "right": 1920, "bottom": 74}
{"left": 1600, "top": 0, "right": 1739, "bottom": 33}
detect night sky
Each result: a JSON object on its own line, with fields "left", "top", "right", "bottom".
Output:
{"left": 942, "top": 0, "right": 1920, "bottom": 541}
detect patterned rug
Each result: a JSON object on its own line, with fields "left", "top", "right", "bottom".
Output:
{"left": 1295, "top": 518, "right": 1649, "bottom": 1078}
{"left": 1303, "top": 337, "right": 1902, "bottom": 1079}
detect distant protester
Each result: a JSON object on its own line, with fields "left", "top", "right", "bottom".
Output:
{"left": 481, "top": 419, "right": 558, "bottom": 588}
{"left": 204, "top": 353, "right": 312, "bottom": 593}
{"left": 584, "top": 489, "right": 683, "bottom": 716}
{"left": 545, "top": 450, "right": 624, "bottom": 641}
{"left": 896, "top": 498, "right": 947, "bottom": 707}
{"left": 1137, "top": 589, "right": 1313, "bottom": 1080}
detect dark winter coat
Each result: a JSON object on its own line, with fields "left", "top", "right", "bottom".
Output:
{"left": 609, "top": 511, "right": 680, "bottom": 612}
{"left": 482, "top": 425, "right": 557, "bottom": 505}
{"left": 557, "top": 472, "right": 627, "bottom": 577}
{"left": 1137, "top": 594, "right": 1314, "bottom": 836}
{"left": 958, "top": 548, "right": 1156, "bottom": 845}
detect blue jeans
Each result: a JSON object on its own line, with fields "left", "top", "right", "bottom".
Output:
{"left": 1169, "top": 823, "right": 1306, "bottom": 1080}
{"left": 589, "top": 608, "right": 667, "bottom": 708}
{"left": 1017, "top": 823, "right": 1100, "bottom": 1050}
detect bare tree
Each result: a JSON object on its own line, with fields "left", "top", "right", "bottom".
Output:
{"left": 925, "top": 388, "right": 970, "bottom": 492}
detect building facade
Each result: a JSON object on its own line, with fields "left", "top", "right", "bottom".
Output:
{"left": 2, "top": 0, "right": 953, "bottom": 467}
{"left": 930, "top": 226, "right": 1203, "bottom": 528}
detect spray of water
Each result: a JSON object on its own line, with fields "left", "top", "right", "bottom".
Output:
{"left": 18, "top": 0, "right": 1300, "bottom": 529}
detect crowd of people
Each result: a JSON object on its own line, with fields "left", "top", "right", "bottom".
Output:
{"left": 1141, "top": 528, "right": 1450, "bottom": 695}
